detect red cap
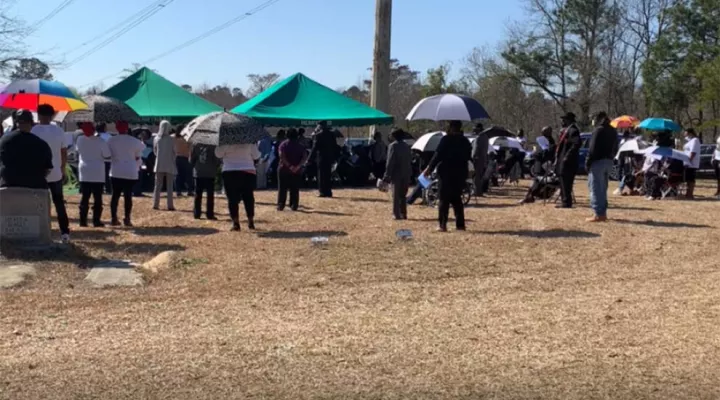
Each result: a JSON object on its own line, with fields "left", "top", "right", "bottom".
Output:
{"left": 116, "top": 121, "right": 129, "bottom": 134}
{"left": 81, "top": 122, "right": 95, "bottom": 136}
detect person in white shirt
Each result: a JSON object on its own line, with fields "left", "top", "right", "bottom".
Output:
{"left": 713, "top": 136, "right": 720, "bottom": 198}
{"left": 215, "top": 142, "right": 261, "bottom": 231}
{"left": 75, "top": 122, "right": 110, "bottom": 227}
{"left": 31, "top": 104, "right": 71, "bottom": 243}
{"left": 107, "top": 121, "right": 145, "bottom": 226}
{"left": 153, "top": 120, "right": 177, "bottom": 210}
{"left": 683, "top": 128, "right": 701, "bottom": 199}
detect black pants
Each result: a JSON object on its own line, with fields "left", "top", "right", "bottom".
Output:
{"left": 175, "top": 156, "right": 194, "bottom": 195}
{"left": 48, "top": 180, "right": 70, "bottom": 235}
{"left": 104, "top": 162, "right": 112, "bottom": 194}
{"left": 438, "top": 178, "right": 465, "bottom": 229}
{"left": 194, "top": 177, "right": 215, "bottom": 218}
{"left": 392, "top": 179, "right": 410, "bottom": 219}
{"left": 277, "top": 170, "right": 301, "bottom": 210}
{"left": 110, "top": 178, "right": 136, "bottom": 221}
{"left": 559, "top": 169, "right": 576, "bottom": 207}
{"left": 79, "top": 182, "right": 104, "bottom": 223}
{"left": 372, "top": 162, "right": 386, "bottom": 180}
{"left": 317, "top": 160, "right": 333, "bottom": 197}
{"left": 222, "top": 170, "right": 255, "bottom": 222}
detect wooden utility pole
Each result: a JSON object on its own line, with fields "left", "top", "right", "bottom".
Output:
{"left": 369, "top": 0, "right": 392, "bottom": 139}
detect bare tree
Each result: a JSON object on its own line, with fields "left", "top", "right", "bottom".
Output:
{"left": 246, "top": 73, "right": 280, "bottom": 98}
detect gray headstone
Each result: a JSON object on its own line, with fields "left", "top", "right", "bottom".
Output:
{"left": 0, "top": 264, "right": 36, "bottom": 288}
{"left": 85, "top": 260, "right": 144, "bottom": 288}
{"left": 0, "top": 187, "right": 51, "bottom": 247}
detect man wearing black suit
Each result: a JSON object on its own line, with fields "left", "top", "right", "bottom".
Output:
{"left": 309, "top": 121, "right": 338, "bottom": 198}
{"left": 555, "top": 112, "right": 581, "bottom": 208}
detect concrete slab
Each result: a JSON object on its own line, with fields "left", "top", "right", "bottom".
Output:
{"left": 0, "top": 264, "right": 36, "bottom": 288}
{"left": 85, "top": 260, "right": 144, "bottom": 288}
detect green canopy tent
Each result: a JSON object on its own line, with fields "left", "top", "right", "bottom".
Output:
{"left": 231, "top": 73, "right": 393, "bottom": 127}
{"left": 102, "top": 67, "right": 222, "bottom": 120}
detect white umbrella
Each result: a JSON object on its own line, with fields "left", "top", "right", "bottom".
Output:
{"left": 615, "top": 138, "right": 649, "bottom": 159}
{"left": 2, "top": 111, "right": 67, "bottom": 130}
{"left": 411, "top": 131, "right": 445, "bottom": 152}
{"left": 406, "top": 94, "right": 490, "bottom": 121}
{"left": 489, "top": 136, "right": 525, "bottom": 151}
{"left": 642, "top": 145, "right": 691, "bottom": 164}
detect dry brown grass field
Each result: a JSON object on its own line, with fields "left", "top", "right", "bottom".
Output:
{"left": 2, "top": 178, "right": 720, "bottom": 399}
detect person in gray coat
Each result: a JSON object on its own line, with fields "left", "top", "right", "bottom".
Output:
{"left": 153, "top": 120, "right": 177, "bottom": 210}
{"left": 383, "top": 128, "right": 413, "bottom": 220}
{"left": 190, "top": 142, "right": 221, "bottom": 219}
{"left": 471, "top": 123, "right": 489, "bottom": 196}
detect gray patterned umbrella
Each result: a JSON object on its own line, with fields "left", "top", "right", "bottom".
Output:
{"left": 65, "top": 95, "right": 140, "bottom": 123}
{"left": 181, "top": 112, "right": 270, "bottom": 146}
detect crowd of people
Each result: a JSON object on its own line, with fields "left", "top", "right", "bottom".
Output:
{"left": 1, "top": 104, "right": 719, "bottom": 243}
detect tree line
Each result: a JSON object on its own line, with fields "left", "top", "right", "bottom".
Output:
{"left": 2, "top": 0, "right": 718, "bottom": 141}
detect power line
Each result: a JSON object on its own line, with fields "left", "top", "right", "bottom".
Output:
{"left": 66, "top": 0, "right": 175, "bottom": 68}
{"left": 30, "top": 0, "right": 77, "bottom": 34}
{"left": 62, "top": 0, "right": 168, "bottom": 57}
{"left": 78, "top": 0, "right": 282, "bottom": 89}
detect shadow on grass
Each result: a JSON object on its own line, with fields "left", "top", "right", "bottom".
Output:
{"left": 296, "top": 209, "right": 355, "bottom": 216}
{"left": 1, "top": 243, "right": 86, "bottom": 262}
{"left": 256, "top": 230, "right": 348, "bottom": 239}
{"left": 613, "top": 219, "right": 712, "bottom": 229}
{"left": 475, "top": 229, "right": 601, "bottom": 239}
{"left": 87, "top": 241, "right": 186, "bottom": 256}
{"left": 68, "top": 229, "right": 119, "bottom": 241}
{"left": 576, "top": 204, "right": 656, "bottom": 211}
{"left": 348, "top": 197, "right": 388, "bottom": 203}
{"left": 407, "top": 217, "right": 476, "bottom": 223}
{"left": 466, "top": 203, "right": 519, "bottom": 209}
{"left": 129, "top": 226, "right": 220, "bottom": 236}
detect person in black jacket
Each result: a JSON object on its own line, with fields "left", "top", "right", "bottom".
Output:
{"left": 424, "top": 120, "right": 472, "bottom": 232}
{"left": 309, "top": 121, "right": 338, "bottom": 197}
{"left": 554, "top": 112, "right": 581, "bottom": 208}
{"left": 585, "top": 111, "right": 618, "bottom": 222}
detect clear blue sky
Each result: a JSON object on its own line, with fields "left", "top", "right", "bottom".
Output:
{"left": 17, "top": 0, "right": 524, "bottom": 91}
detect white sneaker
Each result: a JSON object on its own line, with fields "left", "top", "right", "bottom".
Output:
{"left": 61, "top": 233, "right": 70, "bottom": 244}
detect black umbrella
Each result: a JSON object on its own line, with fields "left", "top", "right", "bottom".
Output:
{"left": 65, "top": 95, "right": 140, "bottom": 123}
{"left": 482, "top": 126, "right": 515, "bottom": 138}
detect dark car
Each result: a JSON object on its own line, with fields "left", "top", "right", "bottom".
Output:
{"left": 578, "top": 132, "right": 624, "bottom": 180}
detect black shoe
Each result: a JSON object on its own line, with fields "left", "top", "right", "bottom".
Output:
{"left": 437, "top": 226, "right": 448, "bottom": 232}
{"left": 168, "top": 207, "right": 176, "bottom": 211}
{"left": 456, "top": 226, "right": 466, "bottom": 231}
{"left": 248, "top": 220, "right": 256, "bottom": 230}
{"left": 123, "top": 218, "right": 133, "bottom": 227}
{"left": 207, "top": 215, "right": 218, "bottom": 220}
{"left": 193, "top": 215, "right": 201, "bottom": 220}
{"left": 230, "top": 223, "right": 241, "bottom": 232}
{"left": 93, "top": 221, "right": 105, "bottom": 228}
{"left": 79, "top": 221, "right": 88, "bottom": 227}
{"left": 111, "top": 219, "right": 121, "bottom": 226}
{"left": 277, "top": 207, "right": 284, "bottom": 212}
{"left": 555, "top": 204, "right": 572, "bottom": 209}
{"left": 290, "top": 207, "right": 298, "bottom": 212}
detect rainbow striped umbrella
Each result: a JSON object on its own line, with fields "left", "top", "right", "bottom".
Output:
{"left": 0, "top": 79, "right": 88, "bottom": 112}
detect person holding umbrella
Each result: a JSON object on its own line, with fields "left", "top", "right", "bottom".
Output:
{"left": 555, "top": 112, "right": 581, "bottom": 208}
{"left": 423, "top": 120, "right": 472, "bottom": 232}
{"left": 215, "top": 140, "right": 261, "bottom": 231}
{"left": 683, "top": 128, "right": 701, "bottom": 199}
{"left": 31, "top": 104, "right": 71, "bottom": 242}
{"left": 471, "top": 123, "right": 489, "bottom": 196}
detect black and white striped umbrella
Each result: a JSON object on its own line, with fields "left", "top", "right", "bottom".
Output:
{"left": 406, "top": 94, "right": 490, "bottom": 122}
{"left": 64, "top": 95, "right": 140, "bottom": 124}
{"left": 181, "top": 112, "right": 270, "bottom": 146}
